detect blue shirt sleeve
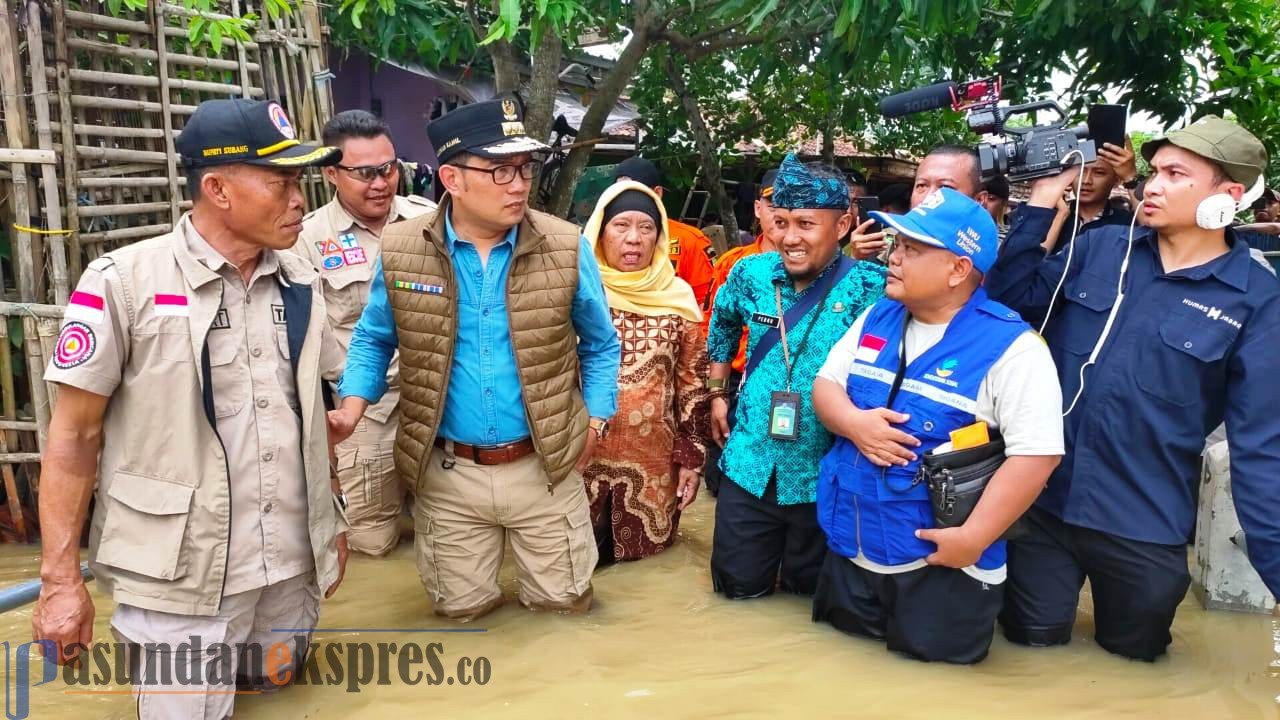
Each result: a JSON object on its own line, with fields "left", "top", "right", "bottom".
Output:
{"left": 706, "top": 259, "right": 747, "bottom": 363}
{"left": 571, "top": 236, "right": 620, "bottom": 419}
{"left": 985, "top": 204, "right": 1081, "bottom": 328}
{"left": 1223, "top": 314, "right": 1280, "bottom": 597}
{"left": 337, "top": 256, "right": 398, "bottom": 403}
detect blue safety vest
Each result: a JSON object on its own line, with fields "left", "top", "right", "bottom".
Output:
{"left": 816, "top": 288, "right": 1029, "bottom": 570}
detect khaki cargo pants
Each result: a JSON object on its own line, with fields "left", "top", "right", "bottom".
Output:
{"left": 110, "top": 572, "right": 319, "bottom": 720}
{"left": 412, "top": 445, "right": 597, "bottom": 620}
{"left": 334, "top": 415, "right": 405, "bottom": 556}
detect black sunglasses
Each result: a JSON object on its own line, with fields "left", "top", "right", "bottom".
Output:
{"left": 334, "top": 159, "right": 399, "bottom": 183}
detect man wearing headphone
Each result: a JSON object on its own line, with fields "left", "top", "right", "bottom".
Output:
{"left": 985, "top": 115, "right": 1280, "bottom": 661}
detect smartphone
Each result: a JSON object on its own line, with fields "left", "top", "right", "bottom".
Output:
{"left": 1087, "top": 104, "right": 1128, "bottom": 152}
{"left": 855, "top": 196, "right": 882, "bottom": 232}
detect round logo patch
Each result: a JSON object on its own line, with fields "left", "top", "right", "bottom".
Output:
{"left": 268, "top": 102, "right": 295, "bottom": 140}
{"left": 322, "top": 254, "right": 345, "bottom": 270}
{"left": 53, "top": 321, "right": 96, "bottom": 369}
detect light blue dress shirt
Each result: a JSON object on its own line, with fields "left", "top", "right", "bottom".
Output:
{"left": 338, "top": 212, "right": 620, "bottom": 445}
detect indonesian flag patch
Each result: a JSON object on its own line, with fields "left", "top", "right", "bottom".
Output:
{"left": 154, "top": 294, "right": 189, "bottom": 317}
{"left": 854, "top": 333, "right": 887, "bottom": 364}
{"left": 65, "top": 291, "right": 105, "bottom": 324}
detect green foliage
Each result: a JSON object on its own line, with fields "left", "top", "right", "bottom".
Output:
{"left": 106, "top": 0, "right": 147, "bottom": 13}
{"left": 328, "top": 0, "right": 598, "bottom": 73}
{"left": 330, "top": 0, "right": 476, "bottom": 69}
{"left": 639, "top": 0, "right": 1280, "bottom": 185}
{"left": 105, "top": 0, "right": 294, "bottom": 53}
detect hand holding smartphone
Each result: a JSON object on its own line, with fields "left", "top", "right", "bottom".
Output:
{"left": 855, "top": 196, "right": 882, "bottom": 232}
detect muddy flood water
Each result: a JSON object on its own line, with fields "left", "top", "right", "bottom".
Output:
{"left": 2, "top": 495, "right": 1278, "bottom": 719}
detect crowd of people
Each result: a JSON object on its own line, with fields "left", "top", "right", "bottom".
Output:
{"left": 26, "top": 93, "right": 1280, "bottom": 717}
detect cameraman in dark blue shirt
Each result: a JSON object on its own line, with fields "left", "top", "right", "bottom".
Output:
{"left": 986, "top": 116, "right": 1280, "bottom": 661}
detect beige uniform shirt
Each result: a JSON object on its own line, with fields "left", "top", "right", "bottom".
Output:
{"left": 183, "top": 225, "right": 314, "bottom": 595}
{"left": 48, "top": 218, "right": 316, "bottom": 596}
{"left": 294, "top": 194, "right": 435, "bottom": 423}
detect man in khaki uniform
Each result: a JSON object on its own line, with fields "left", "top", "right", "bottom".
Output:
{"left": 294, "top": 110, "right": 435, "bottom": 556}
{"left": 32, "top": 99, "right": 348, "bottom": 719}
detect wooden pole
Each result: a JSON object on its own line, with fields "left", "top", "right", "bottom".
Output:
{"left": 51, "top": 2, "right": 81, "bottom": 283}
{"left": 25, "top": 2, "right": 69, "bottom": 305}
{"left": 301, "top": 0, "right": 332, "bottom": 119}
{"left": 232, "top": 0, "right": 251, "bottom": 99}
{"left": 62, "top": 35, "right": 261, "bottom": 72}
{"left": 0, "top": 6, "right": 51, "bottom": 458}
{"left": 0, "top": 3, "right": 37, "bottom": 305}
{"left": 70, "top": 93, "right": 199, "bottom": 116}
{"left": 0, "top": 311, "right": 25, "bottom": 540}
{"left": 151, "top": 0, "right": 182, "bottom": 224}
{"left": 52, "top": 67, "right": 264, "bottom": 97}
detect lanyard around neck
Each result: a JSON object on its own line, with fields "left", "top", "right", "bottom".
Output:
{"left": 772, "top": 270, "right": 839, "bottom": 391}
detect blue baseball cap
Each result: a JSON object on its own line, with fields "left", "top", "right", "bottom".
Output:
{"left": 870, "top": 188, "right": 999, "bottom": 273}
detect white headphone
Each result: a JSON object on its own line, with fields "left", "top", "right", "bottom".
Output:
{"left": 1196, "top": 174, "right": 1267, "bottom": 230}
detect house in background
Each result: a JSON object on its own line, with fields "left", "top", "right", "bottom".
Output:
{"left": 328, "top": 49, "right": 639, "bottom": 177}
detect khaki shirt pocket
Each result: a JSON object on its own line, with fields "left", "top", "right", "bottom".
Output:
{"left": 156, "top": 329, "right": 195, "bottom": 364}
{"left": 208, "top": 335, "right": 244, "bottom": 418}
{"left": 322, "top": 269, "right": 371, "bottom": 330}
{"left": 95, "top": 471, "right": 195, "bottom": 581}
{"left": 275, "top": 326, "right": 292, "bottom": 361}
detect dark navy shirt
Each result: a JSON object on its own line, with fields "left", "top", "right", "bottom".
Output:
{"left": 987, "top": 205, "right": 1280, "bottom": 597}
{"left": 1028, "top": 201, "right": 1135, "bottom": 256}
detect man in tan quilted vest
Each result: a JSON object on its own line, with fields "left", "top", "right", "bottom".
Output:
{"left": 329, "top": 98, "right": 620, "bottom": 621}
{"left": 294, "top": 110, "right": 435, "bottom": 556}
{"left": 33, "top": 98, "right": 349, "bottom": 719}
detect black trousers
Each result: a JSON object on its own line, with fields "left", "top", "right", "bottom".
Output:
{"left": 999, "top": 506, "right": 1191, "bottom": 662}
{"left": 710, "top": 475, "right": 826, "bottom": 599}
{"left": 811, "top": 553, "right": 1004, "bottom": 664}
{"left": 702, "top": 371, "right": 742, "bottom": 498}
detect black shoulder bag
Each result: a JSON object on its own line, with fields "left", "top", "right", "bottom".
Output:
{"left": 882, "top": 314, "right": 1025, "bottom": 541}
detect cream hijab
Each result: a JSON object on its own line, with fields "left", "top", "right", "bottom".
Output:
{"left": 583, "top": 180, "right": 703, "bottom": 322}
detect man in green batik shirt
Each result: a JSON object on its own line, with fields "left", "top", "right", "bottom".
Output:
{"left": 706, "top": 153, "right": 885, "bottom": 599}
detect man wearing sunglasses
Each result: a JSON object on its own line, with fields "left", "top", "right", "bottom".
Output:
{"left": 294, "top": 110, "right": 435, "bottom": 557}
{"left": 330, "top": 98, "right": 620, "bottom": 621}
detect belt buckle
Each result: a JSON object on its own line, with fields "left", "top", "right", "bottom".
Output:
{"left": 441, "top": 439, "right": 457, "bottom": 470}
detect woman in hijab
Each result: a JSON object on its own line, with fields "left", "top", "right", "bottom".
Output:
{"left": 582, "top": 180, "right": 712, "bottom": 562}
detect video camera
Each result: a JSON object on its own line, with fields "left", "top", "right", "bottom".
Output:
{"left": 879, "top": 77, "right": 1104, "bottom": 183}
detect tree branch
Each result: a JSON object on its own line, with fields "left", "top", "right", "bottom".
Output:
{"left": 662, "top": 53, "right": 740, "bottom": 245}
{"left": 689, "top": 17, "right": 749, "bottom": 45}
{"left": 463, "top": 0, "right": 484, "bottom": 40}
{"left": 662, "top": 27, "right": 769, "bottom": 60}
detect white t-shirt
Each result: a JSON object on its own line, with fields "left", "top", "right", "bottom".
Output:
{"left": 817, "top": 305, "right": 1065, "bottom": 583}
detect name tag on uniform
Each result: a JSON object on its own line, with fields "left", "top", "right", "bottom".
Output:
{"left": 211, "top": 308, "right": 231, "bottom": 330}
{"left": 751, "top": 312, "right": 780, "bottom": 328}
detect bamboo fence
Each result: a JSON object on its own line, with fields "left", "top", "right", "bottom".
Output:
{"left": 0, "top": 0, "right": 334, "bottom": 541}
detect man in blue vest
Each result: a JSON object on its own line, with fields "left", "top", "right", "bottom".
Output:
{"left": 811, "top": 188, "right": 1064, "bottom": 663}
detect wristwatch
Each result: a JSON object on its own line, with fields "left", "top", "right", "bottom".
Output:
{"left": 1123, "top": 174, "right": 1143, "bottom": 190}
{"left": 588, "top": 417, "right": 610, "bottom": 441}
{"left": 705, "top": 378, "right": 727, "bottom": 390}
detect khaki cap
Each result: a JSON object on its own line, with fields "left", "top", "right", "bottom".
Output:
{"left": 1141, "top": 115, "right": 1268, "bottom": 186}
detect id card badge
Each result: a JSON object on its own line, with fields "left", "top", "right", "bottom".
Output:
{"left": 769, "top": 391, "right": 801, "bottom": 440}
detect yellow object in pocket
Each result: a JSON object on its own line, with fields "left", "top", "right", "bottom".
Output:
{"left": 949, "top": 421, "right": 990, "bottom": 451}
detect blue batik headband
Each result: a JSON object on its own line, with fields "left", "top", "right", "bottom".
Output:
{"left": 770, "top": 153, "right": 850, "bottom": 211}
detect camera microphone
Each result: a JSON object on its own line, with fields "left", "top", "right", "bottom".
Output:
{"left": 879, "top": 81, "right": 957, "bottom": 119}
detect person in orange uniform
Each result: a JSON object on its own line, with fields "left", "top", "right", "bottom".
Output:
{"left": 614, "top": 157, "right": 717, "bottom": 306}
{"left": 700, "top": 167, "right": 778, "bottom": 496}
{"left": 704, "top": 167, "right": 780, "bottom": 348}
